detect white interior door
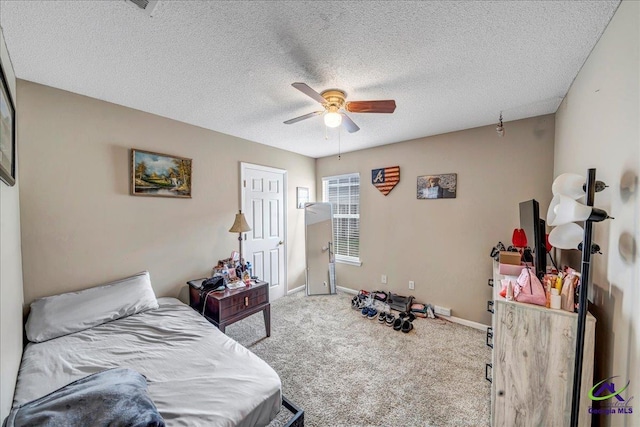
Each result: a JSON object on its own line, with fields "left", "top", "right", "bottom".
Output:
{"left": 241, "top": 163, "right": 286, "bottom": 301}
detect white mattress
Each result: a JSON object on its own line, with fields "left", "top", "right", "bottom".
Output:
{"left": 12, "top": 297, "right": 281, "bottom": 427}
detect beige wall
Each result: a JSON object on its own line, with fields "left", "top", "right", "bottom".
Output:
{"left": 554, "top": 1, "right": 639, "bottom": 426}
{"left": 0, "top": 28, "right": 24, "bottom": 420}
{"left": 317, "top": 115, "right": 555, "bottom": 324}
{"left": 17, "top": 81, "right": 315, "bottom": 306}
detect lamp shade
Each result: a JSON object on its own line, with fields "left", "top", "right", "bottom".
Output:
{"left": 548, "top": 223, "right": 583, "bottom": 250}
{"left": 546, "top": 195, "right": 609, "bottom": 226}
{"left": 229, "top": 211, "right": 251, "bottom": 233}
{"left": 552, "top": 172, "right": 607, "bottom": 199}
{"left": 552, "top": 173, "right": 587, "bottom": 199}
{"left": 549, "top": 222, "right": 601, "bottom": 254}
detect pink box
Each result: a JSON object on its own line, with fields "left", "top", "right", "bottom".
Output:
{"left": 499, "top": 263, "right": 526, "bottom": 276}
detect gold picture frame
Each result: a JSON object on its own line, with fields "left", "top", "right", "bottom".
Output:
{"left": 131, "top": 149, "right": 192, "bottom": 198}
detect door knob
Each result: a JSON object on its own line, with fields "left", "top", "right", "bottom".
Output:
{"left": 278, "top": 241, "right": 284, "bottom": 246}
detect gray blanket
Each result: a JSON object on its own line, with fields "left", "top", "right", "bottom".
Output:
{"left": 3, "top": 368, "right": 165, "bottom": 427}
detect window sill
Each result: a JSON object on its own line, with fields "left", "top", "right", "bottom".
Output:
{"left": 335, "top": 258, "right": 362, "bottom": 267}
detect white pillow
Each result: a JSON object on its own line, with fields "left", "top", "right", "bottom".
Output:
{"left": 25, "top": 271, "right": 159, "bottom": 343}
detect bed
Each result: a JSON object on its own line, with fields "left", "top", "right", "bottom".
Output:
{"left": 6, "top": 272, "right": 301, "bottom": 427}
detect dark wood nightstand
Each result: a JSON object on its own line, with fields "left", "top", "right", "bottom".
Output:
{"left": 188, "top": 279, "right": 270, "bottom": 337}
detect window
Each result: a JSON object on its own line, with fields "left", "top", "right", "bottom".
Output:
{"left": 322, "top": 173, "right": 360, "bottom": 265}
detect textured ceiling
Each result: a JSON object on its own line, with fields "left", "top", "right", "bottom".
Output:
{"left": 0, "top": 1, "right": 620, "bottom": 158}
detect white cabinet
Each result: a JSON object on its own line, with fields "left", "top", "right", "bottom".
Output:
{"left": 487, "top": 262, "right": 595, "bottom": 427}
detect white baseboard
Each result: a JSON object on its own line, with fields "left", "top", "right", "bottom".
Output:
{"left": 287, "top": 285, "right": 305, "bottom": 295}
{"left": 445, "top": 315, "right": 490, "bottom": 331}
{"left": 336, "top": 286, "right": 358, "bottom": 295}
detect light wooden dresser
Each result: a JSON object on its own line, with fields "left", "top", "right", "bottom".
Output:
{"left": 486, "top": 261, "right": 596, "bottom": 427}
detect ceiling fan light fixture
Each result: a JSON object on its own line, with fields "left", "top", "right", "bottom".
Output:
{"left": 324, "top": 111, "right": 342, "bottom": 128}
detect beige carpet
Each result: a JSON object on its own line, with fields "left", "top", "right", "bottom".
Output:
{"left": 225, "top": 291, "right": 491, "bottom": 427}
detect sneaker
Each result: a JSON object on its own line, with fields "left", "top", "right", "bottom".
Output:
{"left": 393, "top": 317, "right": 403, "bottom": 330}
{"left": 367, "top": 308, "right": 378, "bottom": 320}
{"left": 378, "top": 311, "right": 387, "bottom": 323}
{"left": 385, "top": 313, "right": 395, "bottom": 327}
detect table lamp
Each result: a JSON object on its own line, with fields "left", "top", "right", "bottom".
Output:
{"left": 229, "top": 210, "right": 251, "bottom": 270}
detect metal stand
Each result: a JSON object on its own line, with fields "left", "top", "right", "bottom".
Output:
{"left": 569, "top": 168, "right": 596, "bottom": 427}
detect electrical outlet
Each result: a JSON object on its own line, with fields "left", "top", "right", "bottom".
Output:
{"left": 409, "top": 280, "right": 415, "bottom": 290}
{"left": 381, "top": 275, "right": 387, "bottom": 284}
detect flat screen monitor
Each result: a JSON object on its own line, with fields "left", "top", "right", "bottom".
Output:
{"left": 519, "top": 199, "right": 546, "bottom": 278}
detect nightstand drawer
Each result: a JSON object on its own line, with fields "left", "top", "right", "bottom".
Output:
{"left": 187, "top": 280, "right": 270, "bottom": 336}
{"left": 220, "top": 286, "right": 268, "bottom": 318}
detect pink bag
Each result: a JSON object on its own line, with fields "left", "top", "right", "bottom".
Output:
{"left": 515, "top": 266, "right": 547, "bottom": 306}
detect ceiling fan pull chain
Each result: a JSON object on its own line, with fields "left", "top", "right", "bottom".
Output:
{"left": 338, "top": 127, "right": 341, "bottom": 160}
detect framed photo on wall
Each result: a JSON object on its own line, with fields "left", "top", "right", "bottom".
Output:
{"left": 131, "top": 149, "right": 192, "bottom": 198}
{"left": 296, "top": 187, "right": 309, "bottom": 209}
{"left": 0, "top": 60, "right": 16, "bottom": 186}
{"left": 417, "top": 173, "right": 457, "bottom": 199}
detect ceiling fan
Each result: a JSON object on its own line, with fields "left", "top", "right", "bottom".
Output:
{"left": 283, "top": 82, "right": 396, "bottom": 133}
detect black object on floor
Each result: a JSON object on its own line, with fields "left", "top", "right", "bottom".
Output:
{"left": 282, "top": 396, "right": 304, "bottom": 427}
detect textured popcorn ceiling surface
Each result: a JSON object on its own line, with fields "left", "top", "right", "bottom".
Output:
{"left": 0, "top": 1, "right": 620, "bottom": 158}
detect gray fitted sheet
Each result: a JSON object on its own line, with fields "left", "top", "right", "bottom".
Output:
{"left": 12, "top": 297, "right": 281, "bottom": 427}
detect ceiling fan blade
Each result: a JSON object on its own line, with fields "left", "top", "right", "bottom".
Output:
{"left": 341, "top": 113, "right": 360, "bottom": 133}
{"left": 345, "top": 100, "right": 396, "bottom": 114}
{"left": 283, "top": 111, "right": 323, "bottom": 125}
{"left": 291, "top": 82, "right": 327, "bottom": 104}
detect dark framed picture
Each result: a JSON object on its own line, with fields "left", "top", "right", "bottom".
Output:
{"left": 417, "top": 173, "right": 457, "bottom": 199}
{"left": 0, "top": 60, "right": 16, "bottom": 186}
{"left": 131, "top": 149, "right": 192, "bottom": 198}
{"left": 296, "top": 187, "right": 309, "bottom": 209}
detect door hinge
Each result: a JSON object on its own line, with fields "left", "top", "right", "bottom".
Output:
{"left": 243, "top": 180, "right": 246, "bottom": 187}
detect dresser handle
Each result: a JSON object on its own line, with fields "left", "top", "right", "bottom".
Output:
{"left": 245, "top": 296, "right": 249, "bottom": 306}
{"left": 485, "top": 363, "right": 492, "bottom": 383}
{"left": 488, "top": 278, "right": 494, "bottom": 287}
{"left": 487, "top": 300, "right": 494, "bottom": 314}
{"left": 486, "top": 327, "right": 493, "bottom": 348}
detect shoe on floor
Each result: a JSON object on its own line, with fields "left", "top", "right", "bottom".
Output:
{"left": 401, "top": 312, "right": 416, "bottom": 333}
{"left": 393, "top": 317, "right": 403, "bottom": 331}
{"left": 367, "top": 308, "right": 378, "bottom": 319}
{"left": 401, "top": 320, "right": 414, "bottom": 333}
{"left": 378, "top": 311, "right": 387, "bottom": 323}
{"left": 385, "top": 313, "right": 395, "bottom": 327}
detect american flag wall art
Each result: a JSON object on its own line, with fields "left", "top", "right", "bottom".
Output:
{"left": 371, "top": 166, "right": 400, "bottom": 196}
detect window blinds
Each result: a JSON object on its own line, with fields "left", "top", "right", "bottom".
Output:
{"left": 322, "top": 173, "right": 360, "bottom": 262}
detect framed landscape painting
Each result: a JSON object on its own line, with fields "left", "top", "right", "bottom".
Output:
{"left": 0, "top": 60, "right": 15, "bottom": 187}
{"left": 131, "top": 149, "right": 192, "bottom": 198}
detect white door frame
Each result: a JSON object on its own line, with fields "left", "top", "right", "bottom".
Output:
{"left": 240, "top": 162, "right": 288, "bottom": 297}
